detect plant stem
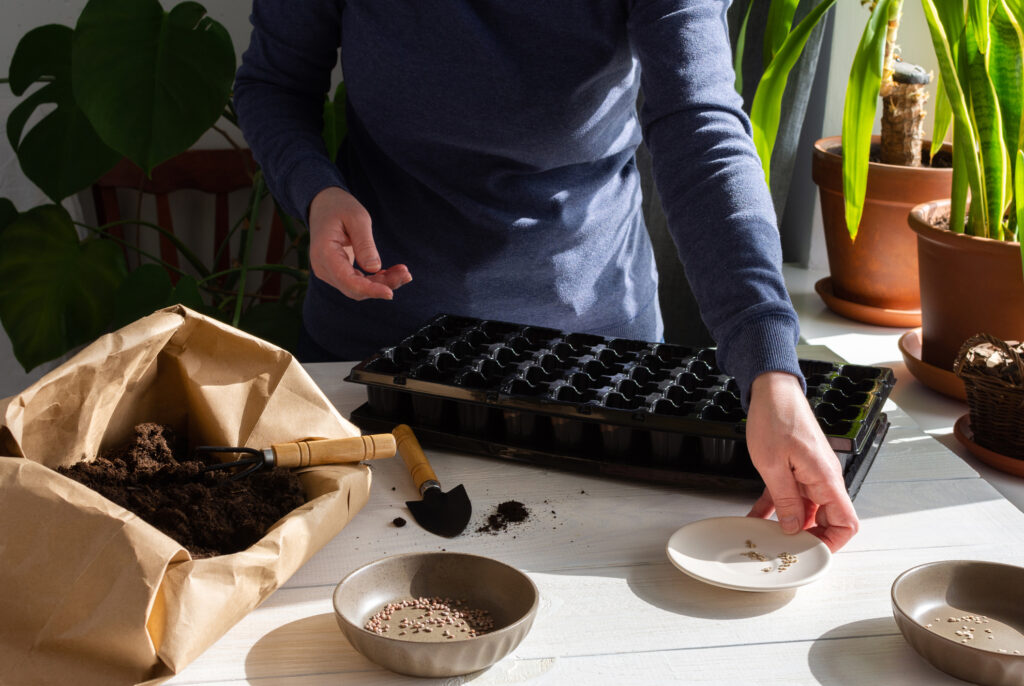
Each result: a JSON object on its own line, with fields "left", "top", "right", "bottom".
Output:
{"left": 83, "top": 218, "right": 211, "bottom": 277}
{"left": 232, "top": 170, "right": 265, "bottom": 326}
{"left": 200, "top": 263, "right": 306, "bottom": 285}
{"left": 76, "top": 222, "right": 189, "bottom": 278}
{"left": 212, "top": 124, "right": 246, "bottom": 155}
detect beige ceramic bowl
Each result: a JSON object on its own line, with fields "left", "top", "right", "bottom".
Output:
{"left": 891, "top": 560, "right": 1024, "bottom": 685}
{"left": 332, "top": 551, "right": 539, "bottom": 677}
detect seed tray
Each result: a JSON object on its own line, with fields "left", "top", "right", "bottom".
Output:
{"left": 345, "top": 313, "right": 895, "bottom": 495}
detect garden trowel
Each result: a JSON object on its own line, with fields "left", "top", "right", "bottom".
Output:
{"left": 393, "top": 424, "right": 472, "bottom": 538}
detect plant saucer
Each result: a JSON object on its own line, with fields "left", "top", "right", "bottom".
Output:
{"left": 815, "top": 277, "right": 922, "bottom": 328}
{"left": 953, "top": 415, "right": 1024, "bottom": 478}
{"left": 898, "top": 328, "right": 967, "bottom": 401}
{"left": 666, "top": 516, "right": 831, "bottom": 592}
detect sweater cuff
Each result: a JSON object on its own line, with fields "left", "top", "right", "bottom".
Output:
{"left": 716, "top": 313, "right": 804, "bottom": 411}
{"left": 283, "top": 156, "right": 349, "bottom": 225}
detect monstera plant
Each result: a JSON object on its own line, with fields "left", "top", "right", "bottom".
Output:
{"left": 0, "top": 0, "right": 340, "bottom": 372}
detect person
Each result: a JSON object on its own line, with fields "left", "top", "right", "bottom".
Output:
{"left": 233, "top": 0, "right": 859, "bottom": 551}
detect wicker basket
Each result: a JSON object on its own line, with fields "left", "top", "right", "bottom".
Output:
{"left": 953, "top": 333, "right": 1024, "bottom": 459}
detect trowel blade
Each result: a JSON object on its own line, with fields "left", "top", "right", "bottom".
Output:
{"left": 406, "top": 484, "right": 472, "bottom": 538}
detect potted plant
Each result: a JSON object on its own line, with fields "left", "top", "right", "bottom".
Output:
{"left": 0, "top": 0, "right": 339, "bottom": 373}
{"left": 808, "top": 0, "right": 953, "bottom": 327}
{"left": 904, "top": 0, "right": 1024, "bottom": 391}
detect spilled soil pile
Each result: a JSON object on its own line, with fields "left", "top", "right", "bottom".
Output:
{"left": 476, "top": 500, "right": 530, "bottom": 534}
{"left": 58, "top": 423, "right": 305, "bottom": 558}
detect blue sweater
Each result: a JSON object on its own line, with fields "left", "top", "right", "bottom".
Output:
{"left": 234, "top": 0, "right": 803, "bottom": 407}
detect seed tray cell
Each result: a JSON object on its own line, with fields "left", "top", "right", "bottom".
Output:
{"left": 346, "top": 314, "right": 895, "bottom": 496}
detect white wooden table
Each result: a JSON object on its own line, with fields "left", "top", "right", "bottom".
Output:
{"left": 167, "top": 349, "right": 1024, "bottom": 685}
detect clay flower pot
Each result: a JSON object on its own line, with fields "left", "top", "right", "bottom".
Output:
{"left": 909, "top": 199, "right": 1024, "bottom": 372}
{"left": 812, "top": 136, "right": 952, "bottom": 326}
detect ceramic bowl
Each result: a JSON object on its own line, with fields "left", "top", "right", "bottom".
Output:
{"left": 332, "top": 551, "right": 539, "bottom": 677}
{"left": 891, "top": 560, "right": 1024, "bottom": 685}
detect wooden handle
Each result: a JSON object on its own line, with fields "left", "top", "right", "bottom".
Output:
{"left": 393, "top": 424, "right": 438, "bottom": 492}
{"left": 271, "top": 434, "right": 397, "bottom": 468}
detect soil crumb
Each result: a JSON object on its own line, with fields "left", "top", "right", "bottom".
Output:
{"left": 58, "top": 423, "right": 305, "bottom": 558}
{"left": 393, "top": 516, "right": 407, "bottom": 527}
{"left": 476, "top": 500, "right": 530, "bottom": 534}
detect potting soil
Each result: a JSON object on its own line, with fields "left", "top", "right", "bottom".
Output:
{"left": 58, "top": 423, "right": 305, "bottom": 558}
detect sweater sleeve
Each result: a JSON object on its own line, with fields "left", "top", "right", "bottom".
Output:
{"left": 627, "top": 0, "right": 804, "bottom": 408}
{"left": 233, "top": 0, "right": 348, "bottom": 222}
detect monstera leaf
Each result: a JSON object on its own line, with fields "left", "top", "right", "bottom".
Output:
{"left": 0, "top": 205, "right": 127, "bottom": 371}
{"left": 6, "top": 25, "right": 121, "bottom": 202}
{"left": 108, "top": 264, "right": 208, "bottom": 330}
{"left": 72, "top": 0, "right": 235, "bottom": 173}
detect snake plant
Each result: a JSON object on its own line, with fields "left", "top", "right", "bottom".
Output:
{"left": 919, "top": 0, "right": 1024, "bottom": 242}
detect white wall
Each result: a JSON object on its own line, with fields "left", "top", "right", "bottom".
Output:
{"left": 0, "top": 0, "right": 945, "bottom": 398}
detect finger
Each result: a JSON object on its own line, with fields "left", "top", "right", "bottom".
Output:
{"left": 334, "top": 264, "right": 396, "bottom": 301}
{"left": 807, "top": 500, "right": 859, "bottom": 552}
{"left": 368, "top": 264, "right": 413, "bottom": 290}
{"left": 341, "top": 209, "right": 382, "bottom": 274}
{"left": 758, "top": 464, "right": 806, "bottom": 534}
{"left": 746, "top": 488, "right": 775, "bottom": 519}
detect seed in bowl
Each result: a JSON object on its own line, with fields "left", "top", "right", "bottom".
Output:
{"left": 364, "top": 596, "right": 495, "bottom": 641}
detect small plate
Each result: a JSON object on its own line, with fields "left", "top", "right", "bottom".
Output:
{"left": 815, "top": 277, "right": 922, "bottom": 328}
{"left": 898, "top": 328, "right": 967, "bottom": 401}
{"left": 666, "top": 517, "right": 831, "bottom": 592}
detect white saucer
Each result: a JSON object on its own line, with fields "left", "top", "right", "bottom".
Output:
{"left": 666, "top": 517, "right": 832, "bottom": 592}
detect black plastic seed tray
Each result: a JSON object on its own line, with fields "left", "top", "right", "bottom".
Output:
{"left": 345, "top": 313, "right": 895, "bottom": 496}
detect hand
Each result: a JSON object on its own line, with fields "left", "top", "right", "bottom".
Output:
{"left": 745, "top": 371, "right": 859, "bottom": 552}
{"left": 308, "top": 186, "right": 412, "bottom": 300}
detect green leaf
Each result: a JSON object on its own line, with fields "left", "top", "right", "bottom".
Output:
{"left": 108, "top": 264, "right": 206, "bottom": 329}
{"left": 922, "top": 0, "right": 984, "bottom": 234}
{"left": 1016, "top": 150, "right": 1024, "bottom": 277}
{"left": 971, "top": 0, "right": 992, "bottom": 54}
{"left": 0, "top": 205, "right": 127, "bottom": 371}
{"left": 71, "top": 0, "right": 236, "bottom": 173}
{"left": 930, "top": 72, "right": 952, "bottom": 162}
{"left": 733, "top": 0, "right": 755, "bottom": 96}
{"left": 0, "top": 199, "right": 17, "bottom": 234}
{"left": 950, "top": 119, "right": 971, "bottom": 232}
{"left": 6, "top": 25, "right": 120, "bottom": 201}
{"left": 764, "top": 0, "right": 801, "bottom": 67}
{"left": 965, "top": 19, "right": 1007, "bottom": 238}
{"left": 322, "top": 82, "right": 348, "bottom": 164}
{"left": 8, "top": 24, "right": 70, "bottom": 96}
{"left": 992, "top": 0, "right": 1024, "bottom": 187}
{"left": 840, "top": 0, "right": 896, "bottom": 240}
{"left": 750, "top": 0, "right": 837, "bottom": 188}
{"left": 239, "top": 301, "right": 302, "bottom": 353}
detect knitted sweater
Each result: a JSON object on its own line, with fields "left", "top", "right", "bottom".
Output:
{"left": 233, "top": 0, "right": 803, "bottom": 406}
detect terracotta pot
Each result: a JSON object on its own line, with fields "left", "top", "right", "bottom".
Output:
{"left": 812, "top": 136, "right": 952, "bottom": 320}
{"left": 909, "top": 199, "right": 1024, "bottom": 371}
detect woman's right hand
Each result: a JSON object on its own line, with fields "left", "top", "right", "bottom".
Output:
{"left": 307, "top": 186, "right": 412, "bottom": 300}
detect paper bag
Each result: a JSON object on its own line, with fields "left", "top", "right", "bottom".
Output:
{"left": 0, "top": 305, "right": 372, "bottom": 685}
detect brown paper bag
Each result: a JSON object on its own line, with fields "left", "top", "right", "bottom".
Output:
{"left": 0, "top": 305, "right": 372, "bottom": 685}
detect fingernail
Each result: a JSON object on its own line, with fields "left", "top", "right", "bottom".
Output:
{"left": 781, "top": 516, "right": 800, "bottom": 533}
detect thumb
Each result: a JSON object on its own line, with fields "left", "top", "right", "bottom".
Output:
{"left": 342, "top": 207, "right": 382, "bottom": 274}
{"left": 761, "top": 466, "right": 805, "bottom": 534}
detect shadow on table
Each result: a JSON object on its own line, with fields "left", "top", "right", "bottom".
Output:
{"left": 244, "top": 613, "right": 522, "bottom": 684}
{"left": 807, "top": 617, "right": 958, "bottom": 684}
{"left": 245, "top": 613, "right": 405, "bottom": 683}
{"left": 625, "top": 565, "right": 796, "bottom": 619}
